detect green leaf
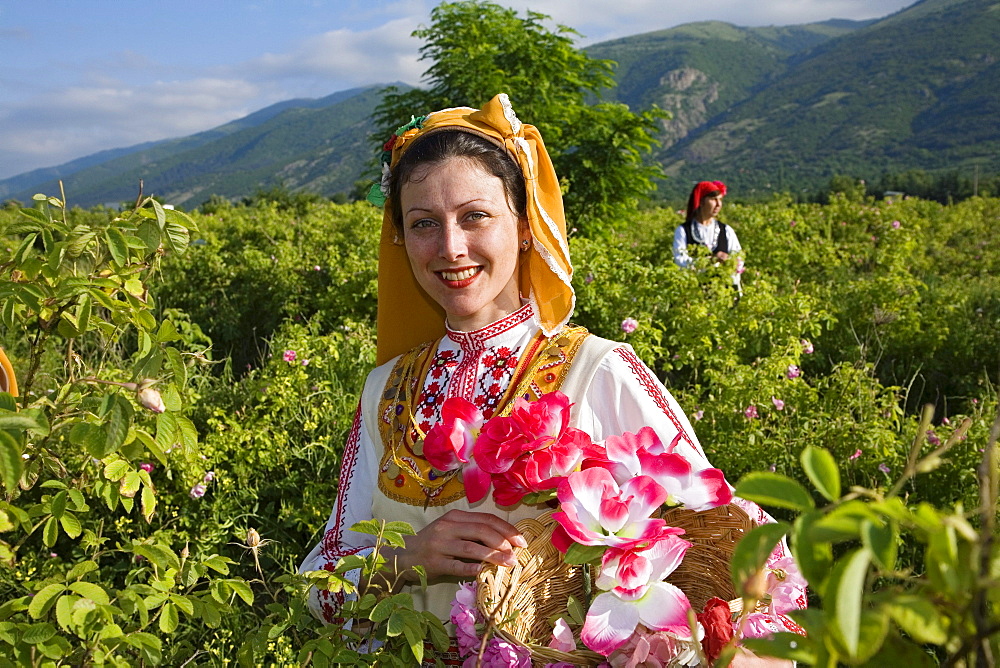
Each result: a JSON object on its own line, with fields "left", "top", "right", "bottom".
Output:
{"left": 68, "top": 489, "right": 88, "bottom": 512}
{"left": 369, "top": 596, "right": 395, "bottom": 623}
{"left": 202, "top": 554, "right": 231, "bottom": 575}
{"left": 156, "top": 320, "right": 179, "bottom": 343}
{"left": 158, "top": 600, "right": 178, "bottom": 634}
{"left": 141, "top": 485, "right": 156, "bottom": 523}
{"left": 0, "top": 430, "right": 22, "bottom": 492}
{"left": 564, "top": 541, "right": 606, "bottom": 564}
{"left": 825, "top": 548, "right": 872, "bottom": 659}
{"left": 133, "top": 307, "right": 157, "bottom": 332}
{"left": 120, "top": 470, "right": 141, "bottom": 498}
{"left": 812, "top": 500, "right": 879, "bottom": 543}
{"left": 22, "top": 622, "right": 57, "bottom": 645}
{"left": 136, "top": 220, "right": 161, "bottom": 250}
{"left": 0, "top": 410, "right": 47, "bottom": 433}
{"left": 226, "top": 579, "right": 254, "bottom": 606}
{"left": 790, "top": 511, "right": 833, "bottom": 594}
{"left": 50, "top": 490, "right": 67, "bottom": 518}
{"left": 133, "top": 429, "right": 168, "bottom": 467}
{"left": 105, "top": 227, "right": 128, "bottom": 266}
{"left": 401, "top": 612, "right": 424, "bottom": 664}
{"left": 381, "top": 521, "right": 417, "bottom": 536}
{"left": 72, "top": 422, "right": 113, "bottom": 459}
{"left": 861, "top": 519, "right": 897, "bottom": 571}
{"left": 75, "top": 294, "right": 92, "bottom": 334}
{"left": 57, "top": 315, "right": 80, "bottom": 339}
{"left": 42, "top": 516, "right": 58, "bottom": 547}
{"left": 69, "top": 581, "right": 110, "bottom": 606}
{"left": 742, "top": 633, "right": 817, "bottom": 664}
{"left": 151, "top": 199, "right": 167, "bottom": 230}
{"left": 59, "top": 511, "right": 82, "bottom": 538}
{"left": 103, "top": 458, "right": 129, "bottom": 481}
{"left": 28, "top": 584, "right": 66, "bottom": 619}
{"left": 735, "top": 472, "right": 815, "bottom": 511}
{"left": 883, "top": 595, "right": 949, "bottom": 645}
{"left": 169, "top": 594, "right": 194, "bottom": 616}
{"left": 800, "top": 446, "right": 840, "bottom": 501}
{"left": 66, "top": 560, "right": 99, "bottom": 580}
{"left": 55, "top": 595, "right": 76, "bottom": 632}
{"left": 164, "top": 221, "right": 190, "bottom": 253}
{"left": 105, "top": 394, "right": 131, "bottom": 452}
{"left": 13, "top": 233, "right": 38, "bottom": 264}
{"left": 730, "top": 521, "right": 790, "bottom": 596}
{"left": 386, "top": 609, "right": 405, "bottom": 637}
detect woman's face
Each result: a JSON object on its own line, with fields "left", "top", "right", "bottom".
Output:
{"left": 401, "top": 156, "right": 527, "bottom": 332}
{"left": 697, "top": 193, "right": 724, "bottom": 221}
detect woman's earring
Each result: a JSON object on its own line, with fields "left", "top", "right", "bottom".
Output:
{"left": 521, "top": 239, "right": 530, "bottom": 251}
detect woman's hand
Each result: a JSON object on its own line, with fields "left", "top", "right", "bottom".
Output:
{"left": 714, "top": 250, "right": 730, "bottom": 262}
{"left": 380, "top": 509, "right": 527, "bottom": 583}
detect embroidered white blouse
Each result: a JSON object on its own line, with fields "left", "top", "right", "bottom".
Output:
{"left": 300, "top": 303, "right": 804, "bottom": 633}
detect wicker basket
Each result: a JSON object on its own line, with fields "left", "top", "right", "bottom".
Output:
{"left": 475, "top": 503, "right": 756, "bottom": 666}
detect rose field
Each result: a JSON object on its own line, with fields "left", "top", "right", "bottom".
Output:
{"left": 0, "top": 184, "right": 997, "bottom": 666}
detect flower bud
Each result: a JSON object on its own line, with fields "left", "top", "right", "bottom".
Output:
{"left": 137, "top": 387, "right": 165, "bottom": 413}
{"left": 247, "top": 528, "right": 261, "bottom": 549}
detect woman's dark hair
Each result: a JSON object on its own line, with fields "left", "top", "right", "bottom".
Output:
{"left": 685, "top": 187, "right": 723, "bottom": 223}
{"left": 388, "top": 129, "right": 527, "bottom": 235}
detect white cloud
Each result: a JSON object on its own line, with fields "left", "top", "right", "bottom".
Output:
{"left": 0, "top": 77, "right": 263, "bottom": 178}
{"left": 243, "top": 17, "right": 425, "bottom": 89}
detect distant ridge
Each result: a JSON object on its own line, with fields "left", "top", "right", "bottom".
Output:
{"left": 1, "top": 0, "right": 997, "bottom": 207}
{"left": 1, "top": 85, "right": 394, "bottom": 208}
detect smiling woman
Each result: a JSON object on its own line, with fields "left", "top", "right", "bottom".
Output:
{"left": 298, "top": 94, "right": 804, "bottom": 664}
{"left": 397, "top": 140, "right": 529, "bottom": 332}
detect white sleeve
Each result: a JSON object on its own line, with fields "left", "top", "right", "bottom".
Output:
{"left": 726, "top": 225, "right": 742, "bottom": 254}
{"left": 298, "top": 401, "right": 379, "bottom": 623}
{"left": 672, "top": 225, "right": 693, "bottom": 269}
{"left": 574, "top": 344, "right": 710, "bottom": 470}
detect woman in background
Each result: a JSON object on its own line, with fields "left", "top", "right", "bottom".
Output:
{"left": 673, "top": 180, "right": 744, "bottom": 295}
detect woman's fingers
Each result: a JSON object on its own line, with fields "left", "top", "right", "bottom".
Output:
{"left": 399, "top": 510, "right": 528, "bottom": 580}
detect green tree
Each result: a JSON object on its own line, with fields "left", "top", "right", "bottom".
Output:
{"left": 373, "top": 0, "right": 666, "bottom": 233}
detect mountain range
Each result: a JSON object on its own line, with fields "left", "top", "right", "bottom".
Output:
{"left": 1, "top": 0, "right": 997, "bottom": 208}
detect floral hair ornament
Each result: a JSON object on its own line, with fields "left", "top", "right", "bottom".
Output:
{"left": 374, "top": 93, "right": 575, "bottom": 365}
{"left": 691, "top": 180, "right": 727, "bottom": 211}
{"left": 366, "top": 115, "right": 427, "bottom": 208}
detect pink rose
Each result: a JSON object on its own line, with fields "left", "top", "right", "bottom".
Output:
{"left": 771, "top": 396, "right": 785, "bottom": 411}
{"left": 424, "top": 398, "right": 491, "bottom": 503}
{"left": 744, "top": 405, "right": 758, "bottom": 419}
{"left": 786, "top": 364, "right": 801, "bottom": 379}
{"left": 621, "top": 318, "right": 639, "bottom": 334}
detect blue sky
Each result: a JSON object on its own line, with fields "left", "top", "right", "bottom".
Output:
{"left": 0, "top": 0, "right": 915, "bottom": 180}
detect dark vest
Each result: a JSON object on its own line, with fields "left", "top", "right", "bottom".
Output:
{"left": 682, "top": 220, "right": 730, "bottom": 255}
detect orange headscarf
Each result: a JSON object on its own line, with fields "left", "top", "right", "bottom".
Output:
{"left": 0, "top": 347, "right": 17, "bottom": 397}
{"left": 375, "top": 94, "right": 574, "bottom": 365}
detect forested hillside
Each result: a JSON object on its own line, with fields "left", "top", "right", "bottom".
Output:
{"left": 657, "top": 0, "right": 1000, "bottom": 196}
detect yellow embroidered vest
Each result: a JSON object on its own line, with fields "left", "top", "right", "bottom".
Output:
{"left": 375, "top": 325, "right": 590, "bottom": 507}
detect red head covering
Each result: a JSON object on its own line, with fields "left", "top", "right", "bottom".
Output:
{"left": 691, "top": 180, "right": 727, "bottom": 211}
